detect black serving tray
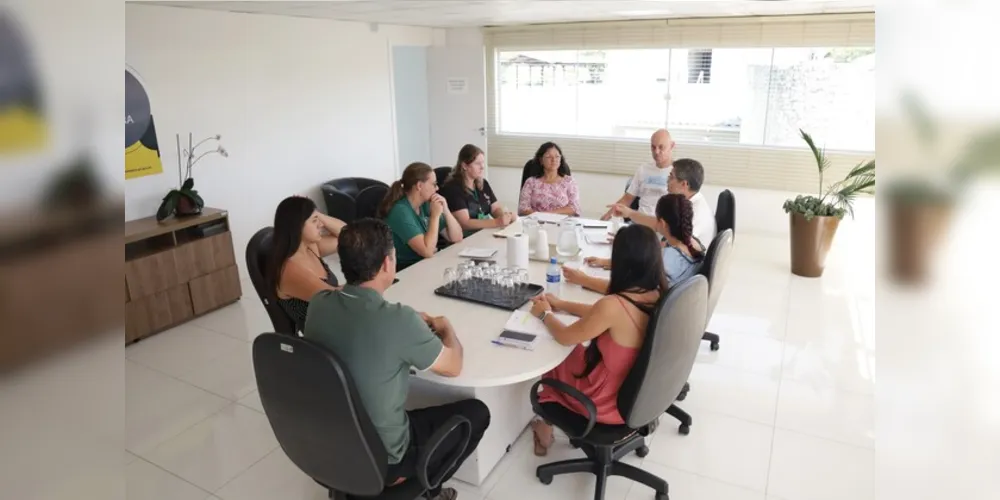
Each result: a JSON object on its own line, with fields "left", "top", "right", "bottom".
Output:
{"left": 433, "top": 277, "right": 544, "bottom": 310}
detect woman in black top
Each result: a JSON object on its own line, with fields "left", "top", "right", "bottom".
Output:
{"left": 264, "top": 196, "right": 344, "bottom": 332}
{"left": 439, "top": 144, "right": 515, "bottom": 236}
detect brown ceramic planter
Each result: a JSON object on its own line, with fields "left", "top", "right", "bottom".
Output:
{"left": 887, "top": 200, "right": 953, "bottom": 285}
{"left": 789, "top": 213, "right": 841, "bottom": 278}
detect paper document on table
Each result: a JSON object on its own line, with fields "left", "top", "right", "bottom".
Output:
{"left": 505, "top": 310, "right": 579, "bottom": 337}
{"left": 493, "top": 219, "right": 523, "bottom": 238}
{"left": 458, "top": 248, "right": 497, "bottom": 259}
{"left": 585, "top": 233, "right": 612, "bottom": 245}
{"left": 530, "top": 212, "right": 568, "bottom": 224}
{"left": 567, "top": 217, "right": 609, "bottom": 229}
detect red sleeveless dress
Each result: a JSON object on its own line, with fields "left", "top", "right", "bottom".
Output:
{"left": 536, "top": 296, "right": 645, "bottom": 425}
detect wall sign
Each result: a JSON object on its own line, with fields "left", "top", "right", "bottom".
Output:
{"left": 447, "top": 77, "right": 468, "bottom": 95}
{"left": 125, "top": 66, "right": 163, "bottom": 179}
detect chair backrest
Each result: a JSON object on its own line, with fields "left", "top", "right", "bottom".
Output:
{"left": 252, "top": 333, "right": 387, "bottom": 496}
{"left": 617, "top": 275, "right": 709, "bottom": 429}
{"left": 326, "top": 177, "right": 388, "bottom": 199}
{"left": 623, "top": 178, "right": 640, "bottom": 211}
{"left": 697, "top": 229, "right": 734, "bottom": 319}
{"left": 520, "top": 158, "right": 540, "bottom": 188}
{"left": 355, "top": 184, "right": 389, "bottom": 220}
{"left": 321, "top": 185, "right": 358, "bottom": 223}
{"left": 434, "top": 166, "right": 452, "bottom": 188}
{"left": 245, "top": 227, "right": 298, "bottom": 336}
{"left": 715, "top": 189, "right": 735, "bottom": 236}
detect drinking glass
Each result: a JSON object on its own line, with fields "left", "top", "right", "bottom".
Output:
{"left": 443, "top": 268, "right": 456, "bottom": 290}
{"left": 517, "top": 269, "right": 530, "bottom": 288}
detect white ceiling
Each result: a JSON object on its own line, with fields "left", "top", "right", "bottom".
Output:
{"left": 138, "top": 0, "right": 875, "bottom": 28}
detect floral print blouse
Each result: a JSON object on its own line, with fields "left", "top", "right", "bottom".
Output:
{"left": 518, "top": 175, "right": 582, "bottom": 216}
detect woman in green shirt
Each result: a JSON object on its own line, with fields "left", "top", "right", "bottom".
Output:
{"left": 378, "top": 162, "right": 464, "bottom": 270}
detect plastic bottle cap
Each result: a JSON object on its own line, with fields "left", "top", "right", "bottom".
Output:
{"left": 550, "top": 257, "right": 557, "bottom": 263}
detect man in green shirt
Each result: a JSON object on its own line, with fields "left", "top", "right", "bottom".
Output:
{"left": 304, "top": 218, "right": 489, "bottom": 500}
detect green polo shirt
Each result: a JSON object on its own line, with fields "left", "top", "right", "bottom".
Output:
{"left": 303, "top": 285, "right": 443, "bottom": 464}
{"left": 384, "top": 198, "right": 446, "bottom": 268}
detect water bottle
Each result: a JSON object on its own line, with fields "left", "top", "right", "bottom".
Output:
{"left": 545, "top": 257, "right": 561, "bottom": 296}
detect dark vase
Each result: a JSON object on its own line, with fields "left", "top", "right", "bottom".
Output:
{"left": 176, "top": 195, "right": 202, "bottom": 216}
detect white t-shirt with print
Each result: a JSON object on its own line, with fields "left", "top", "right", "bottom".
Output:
{"left": 626, "top": 162, "right": 672, "bottom": 215}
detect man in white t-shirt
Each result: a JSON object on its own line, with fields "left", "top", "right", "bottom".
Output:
{"left": 601, "top": 128, "right": 675, "bottom": 220}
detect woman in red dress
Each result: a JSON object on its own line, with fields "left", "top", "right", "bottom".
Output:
{"left": 528, "top": 224, "right": 669, "bottom": 456}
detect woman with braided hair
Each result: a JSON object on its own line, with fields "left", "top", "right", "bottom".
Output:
{"left": 563, "top": 193, "right": 705, "bottom": 293}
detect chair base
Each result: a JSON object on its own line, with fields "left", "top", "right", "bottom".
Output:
{"left": 666, "top": 404, "right": 692, "bottom": 435}
{"left": 536, "top": 436, "right": 668, "bottom": 500}
{"left": 702, "top": 331, "right": 720, "bottom": 351}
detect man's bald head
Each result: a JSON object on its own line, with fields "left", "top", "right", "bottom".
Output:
{"left": 650, "top": 128, "right": 674, "bottom": 168}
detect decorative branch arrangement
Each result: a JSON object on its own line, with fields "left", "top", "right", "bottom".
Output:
{"left": 156, "top": 133, "right": 229, "bottom": 222}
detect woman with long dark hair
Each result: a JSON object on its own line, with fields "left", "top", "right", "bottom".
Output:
{"left": 439, "top": 144, "right": 515, "bottom": 236}
{"left": 517, "top": 142, "right": 581, "bottom": 216}
{"left": 526, "top": 224, "right": 669, "bottom": 456}
{"left": 264, "top": 196, "right": 345, "bottom": 332}
{"left": 564, "top": 193, "right": 705, "bottom": 293}
{"left": 380, "top": 162, "right": 463, "bottom": 270}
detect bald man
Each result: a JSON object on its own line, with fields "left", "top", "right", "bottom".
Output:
{"left": 601, "top": 129, "right": 675, "bottom": 221}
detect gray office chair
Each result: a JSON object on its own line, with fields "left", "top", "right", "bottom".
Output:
{"left": 531, "top": 275, "right": 709, "bottom": 500}
{"left": 697, "top": 229, "right": 734, "bottom": 352}
{"left": 253, "top": 333, "right": 472, "bottom": 500}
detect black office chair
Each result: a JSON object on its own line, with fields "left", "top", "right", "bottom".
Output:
{"left": 252, "top": 333, "right": 472, "bottom": 500}
{"left": 697, "top": 229, "right": 735, "bottom": 352}
{"left": 356, "top": 184, "right": 389, "bottom": 220}
{"left": 622, "top": 178, "right": 640, "bottom": 217}
{"left": 715, "top": 189, "right": 735, "bottom": 238}
{"left": 322, "top": 177, "right": 389, "bottom": 223}
{"left": 520, "top": 158, "right": 540, "bottom": 189}
{"left": 531, "top": 275, "right": 709, "bottom": 500}
{"left": 245, "top": 227, "right": 298, "bottom": 336}
{"left": 434, "top": 166, "right": 452, "bottom": 188}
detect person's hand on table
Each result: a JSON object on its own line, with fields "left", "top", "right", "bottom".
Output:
{"left": 530, "top": 295, "right": 552, "bottom": 317}
{"left": 584, "top": 256, "right": 611, "bottom": 270}
{"left": 562, "top": 265, "right": 588, "bottom": 286}
{"left": 542, "top": 293, "right": 565, "bottom": 312}
{"left": 429, "top": 316, "right": 453, "bottom": 334}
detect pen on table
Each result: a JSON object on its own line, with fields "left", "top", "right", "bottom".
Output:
{"left": 491, "top": 340, "right": 531, "bottom": 350}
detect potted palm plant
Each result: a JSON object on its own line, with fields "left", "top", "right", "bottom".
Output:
{"left": 783, "top": 129, "right": 875, "bottom": 277}
{"left": 156, "top": 133, "right": 228, "bottom": 222}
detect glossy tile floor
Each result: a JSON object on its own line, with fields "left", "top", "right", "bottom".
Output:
{"left": 125, "top": 230, "right": 875, "bottom": 500}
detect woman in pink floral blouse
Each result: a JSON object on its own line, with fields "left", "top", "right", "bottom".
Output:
{"left": 518, "top": 142, "right": 582, "bottom": 216}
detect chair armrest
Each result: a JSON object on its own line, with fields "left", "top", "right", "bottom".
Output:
{"left": 416, "top": 415, "right": 472, "bottom": 491}
{"left": 530, "top": 378, "right": 598, "bottom": 439}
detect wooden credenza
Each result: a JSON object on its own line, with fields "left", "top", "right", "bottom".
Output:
{"left": 125, "top": 208, "right": 242, "bottom": 344}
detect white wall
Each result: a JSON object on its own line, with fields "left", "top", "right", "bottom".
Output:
{"left": 392, "top": 45, "right": 431, "bottom": 172}
{"left": 125, "top": 4, "right": 434, "bottom": 281}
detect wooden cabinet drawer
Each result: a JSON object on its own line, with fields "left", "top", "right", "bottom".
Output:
{"left": 174, "top": 231, "right": 236, "bottom": 283}
{"left": 189, "top": 265, "right": 242, "bottom": 316}
{"left": 125, "top": 250, "right": 180, "bottom": 299}
{"left": 125, "top": 285, "right": 193, "bottom": 343}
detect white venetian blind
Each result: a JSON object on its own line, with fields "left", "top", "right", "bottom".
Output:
{"left": 484, "top": 13, "right": 876, "bottom": 194}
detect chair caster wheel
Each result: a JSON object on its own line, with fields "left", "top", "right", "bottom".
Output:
{"left": 679, "top": 424, "right": 690, "bottom": 435}
{"left": 636, "top": 445, "right": 649, "bottom": 458}
{"left": 537, "top": 472, "right": 553, "bottom": 485}
{"left": 710, "top": 342, "right": 720, "bottom": 351}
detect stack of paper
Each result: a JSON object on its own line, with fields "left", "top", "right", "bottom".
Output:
{"left": 458, "top": 248, "right": 498, "bottom": 259}
{"left": 530, "top": 212, "right": 568, "bottom": 224}
{"left": 493, "top": 219, "right": 523, "bottom": 239}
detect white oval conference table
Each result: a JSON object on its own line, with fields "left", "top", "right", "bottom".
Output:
{"left": 382, "top": 217, "right": 614, "bottom": 486}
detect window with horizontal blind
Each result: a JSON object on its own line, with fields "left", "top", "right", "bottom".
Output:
{"left": 484, "top": 14, "right": 876, "bottom": 193}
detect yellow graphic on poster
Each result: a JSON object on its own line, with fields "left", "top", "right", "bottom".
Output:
{"left": 125, "top": 66, "right": 163, "bottom": 179}
{"left": 0, "top": 12, "right": 47, "bottom": 154}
